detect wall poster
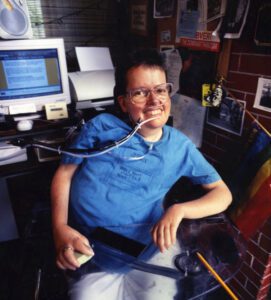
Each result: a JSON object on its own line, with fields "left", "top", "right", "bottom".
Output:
{"left": 175, "top": 0, "right": 223, "bottom": 52}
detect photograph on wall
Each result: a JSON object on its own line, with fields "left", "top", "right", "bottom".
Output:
{"left": 205, "top": 0, "right": 227, "bottom": 33}
{"left": 223, "top": 0, "right": 250, "bottom": 39}
{"left": 130, "top": 3, "right": 148, "bottom": 35}
{"left": 153, "top": 0, "right": 175, "bottom": 18}
{"left": 207, "top": 0, "right": 226, "bottom": 22}
{"left": 254, "top": 77, "right": 271, "bottom": 112}
{"left": 254, "top": 3, "right": 271, "bottom": 46}
{"left": 206, "top": 97, "right": 246, "bottom": 136}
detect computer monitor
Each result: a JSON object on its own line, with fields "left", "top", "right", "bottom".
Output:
{"left": 0, "top": 38, "right": 71, "bottom": 116}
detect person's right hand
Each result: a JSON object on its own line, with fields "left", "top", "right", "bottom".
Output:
{"left": 53, "top": 224, "right": 94, "bottom": 270}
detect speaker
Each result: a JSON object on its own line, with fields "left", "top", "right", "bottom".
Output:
{"left": 0, "top": 0, "right": 32, "bottom": 39}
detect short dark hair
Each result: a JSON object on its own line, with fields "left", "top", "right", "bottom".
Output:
{"left": 114, "top": 48, "right": 166, "bottom": 102}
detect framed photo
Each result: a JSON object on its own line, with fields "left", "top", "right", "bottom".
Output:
{"left": 130, "top": 3, "right": 148, "bottom": 36}
{"left": 224, "top": 0, "right": 250, "bottom": 39}
{"left": 206, "top": 97, "right": 246, "bottom": 136}
{"left": 153, "top": 0, "right": 175, "bottom": 18}
{"left": 254, "top": 77, "right": 271, "bottom": 112}
{"left": 254, "top": 4, "right": 271, "bottom": 46}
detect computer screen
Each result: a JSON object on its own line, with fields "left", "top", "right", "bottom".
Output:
{"left": 0, "top": 38, "right": 71, "bottom": 115}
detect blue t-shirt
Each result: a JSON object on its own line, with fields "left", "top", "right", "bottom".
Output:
{"left": 62, "top": 113, "right": 220, "bottom": 243}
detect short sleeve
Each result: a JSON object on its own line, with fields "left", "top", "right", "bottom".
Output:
{"left": 186, "top": 145, "right": 221, "bottom": 185}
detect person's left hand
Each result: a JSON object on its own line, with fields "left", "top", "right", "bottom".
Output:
{"left": 151, "top": 203, "right": 185, "bottom": 252}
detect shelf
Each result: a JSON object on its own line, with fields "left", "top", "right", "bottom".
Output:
{"left": 0, "top": 148, "right": 60, "bottom": 178}
{"left": 0, "top": 118, "right": 73, "bottom": 141}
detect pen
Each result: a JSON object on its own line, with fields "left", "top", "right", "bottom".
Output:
{"left": 196, "top": 252, "right": 239, "bottom": 300}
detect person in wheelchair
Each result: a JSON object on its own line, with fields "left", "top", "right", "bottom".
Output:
{"left": 51, "top": 48, "right": 232, "bottom": 300}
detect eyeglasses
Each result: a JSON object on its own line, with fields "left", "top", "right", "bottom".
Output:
{"left": 126, "top": 83, "right": 173, "bottom": 104}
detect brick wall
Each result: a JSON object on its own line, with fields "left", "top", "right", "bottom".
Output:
{"left": 200, "top": 0, "right": 271, "bottom": 177}
{"left": 200, "top": 1, "right": 271, "bottom": 298}
{"left": 229, "top": 217, "right": 271, "bottom": 300}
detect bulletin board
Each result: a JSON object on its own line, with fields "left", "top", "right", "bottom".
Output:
{"left": 155, "top": 0, "right": 238, "bottom": 98}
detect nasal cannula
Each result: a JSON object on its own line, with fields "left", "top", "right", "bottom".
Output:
{"left": 12, "top": 116, "right": 159, "bottom": 159}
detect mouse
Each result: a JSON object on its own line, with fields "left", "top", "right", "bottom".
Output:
{"left": 17, "top": 120, "right": 34, "bottom": 131}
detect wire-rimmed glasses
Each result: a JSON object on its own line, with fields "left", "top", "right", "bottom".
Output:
{"left": 126, "top": 83, "right": 173, "bottom": 104}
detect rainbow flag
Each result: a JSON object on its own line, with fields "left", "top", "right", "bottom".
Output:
{"left": 229, "top": 126, "right": 271, "bottom": 239}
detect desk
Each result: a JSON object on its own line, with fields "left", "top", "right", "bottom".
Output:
{"left": 0, "top": 151, "right": 59, "bottom": 242}
{"left": 0, "top": 107, "right": 116, "bottom": 241}
{"left": 0, "top": 118, "right": 73, "bottom": 242}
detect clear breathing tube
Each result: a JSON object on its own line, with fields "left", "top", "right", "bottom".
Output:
{"left": 29, "top": 116, "right": 159, "bottom": 158}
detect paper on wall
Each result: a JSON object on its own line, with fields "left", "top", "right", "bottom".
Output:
{"left": 162, "top": 49, "right": 182, "bottom": 95}
{"left": 171, "top": 93, "right": 206, "bottom": 148}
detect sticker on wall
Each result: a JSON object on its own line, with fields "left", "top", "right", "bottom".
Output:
{"left": 202, "top": 83, "right": 216, "bottom": 107}
{"left": 202, "top": 77, "right": 226, "bottom": 107}
{"left": 160, "top": 29, "right": 171, "bottom": 42}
